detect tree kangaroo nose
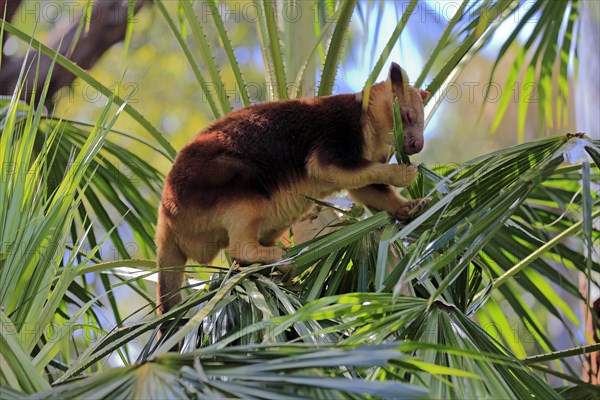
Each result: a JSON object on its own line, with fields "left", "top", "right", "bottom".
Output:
{"left": 405, "top": 137, "right": 424, "bottom": 155}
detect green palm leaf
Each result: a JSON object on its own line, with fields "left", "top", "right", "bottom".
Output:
{"left": 318, "top": 0, "right": 357, "bottom": 96}
{"left": 0, "top": 20, "right": 176, "bottom": 159}
{"left": 20, "top": 344, "right": 432, "bottom": 400}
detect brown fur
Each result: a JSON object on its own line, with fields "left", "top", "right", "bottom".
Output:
{"left": 156, "top": 63, "right": 430, "bottom": 314}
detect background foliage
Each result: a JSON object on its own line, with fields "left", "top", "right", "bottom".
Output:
{"left": 1, "top": 1, "right": 599, "bottom": 398}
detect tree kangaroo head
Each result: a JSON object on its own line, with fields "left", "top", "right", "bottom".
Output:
{"left": 365, "top": 62, "right": 430, "bottom": 155}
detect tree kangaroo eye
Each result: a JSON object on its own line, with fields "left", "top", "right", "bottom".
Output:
{"left": 401, "top": 107, "right": 416, "bottom": 125}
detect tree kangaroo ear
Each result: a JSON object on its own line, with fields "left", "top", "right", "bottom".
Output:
{"left": 389, "top": 62, "right": 408, "bottom": 96}
{"left": 419, "top": 89, "right": 430, "bottom": 102}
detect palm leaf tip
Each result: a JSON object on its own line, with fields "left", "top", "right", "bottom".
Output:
{"left": 393, "top": 98, "right": 411, "bottom": 165}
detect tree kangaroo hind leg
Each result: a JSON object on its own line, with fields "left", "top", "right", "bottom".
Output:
{"left": 258, "top": 226, "right": 295, "bottom": 280}
{"left": 225, "top": 203, "right": 285, "bottom": 266}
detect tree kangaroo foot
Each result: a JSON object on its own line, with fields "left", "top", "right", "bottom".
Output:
{"left": 394, "top": 198, "right": 432, "bottom": 221}
{"left": 235, "top": 258, "right": 295, "bottom": 282}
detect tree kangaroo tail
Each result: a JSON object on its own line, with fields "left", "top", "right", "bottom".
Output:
{"left": 156, "top": 213, "right": 187, "bottom": 315}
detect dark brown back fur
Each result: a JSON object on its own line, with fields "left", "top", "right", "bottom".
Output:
{"left": 163, "top": 94, "right": 365, "bottom": 213}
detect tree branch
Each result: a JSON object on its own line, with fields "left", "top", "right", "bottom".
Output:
{"left": 0, "top": 0, "right": 150, "bottom": 104}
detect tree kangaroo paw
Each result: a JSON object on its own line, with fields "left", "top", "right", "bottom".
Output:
{"left": 394, "top": 198, "right": 432, "bottom": 221}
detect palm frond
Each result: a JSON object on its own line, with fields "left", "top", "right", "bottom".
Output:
{"left": 0, "top": 66, "right": 137, "bottom": 391}
{"left": 199, "top": 0, "right": 251, "bottom": 107}
{"left": 318, "top": 0, "right": 357, "bottom": 96}
{"left": 274, "top": 293, "right": 561, "bottom": 398}
{"left": 1, "top": 20, "right": 176, "bottom": 159}
{"left": 179, "top": 0, "right": 232, "bottom": 114}
{"left": 20, "top": 344, "right": 433, "bottom": 400}
{"left": 154, "top": 0, "right": 222, "bottom": 118}
{"left": 484, "top": 1, "right": 579, "bottom": 138}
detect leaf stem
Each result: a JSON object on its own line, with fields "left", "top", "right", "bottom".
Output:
{"left": 522, "top": 343, "right": 600, "bottom": 364}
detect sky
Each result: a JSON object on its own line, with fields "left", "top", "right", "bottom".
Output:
{"left": 339, "top": 0, "right": 542, "bottom": 141}
{"left": 344, "top": 0, "right": 539, "bottom": 92}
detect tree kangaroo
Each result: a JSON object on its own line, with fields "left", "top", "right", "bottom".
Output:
{"left": 156, "top": 62, "right": 429, "bottom": 314}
